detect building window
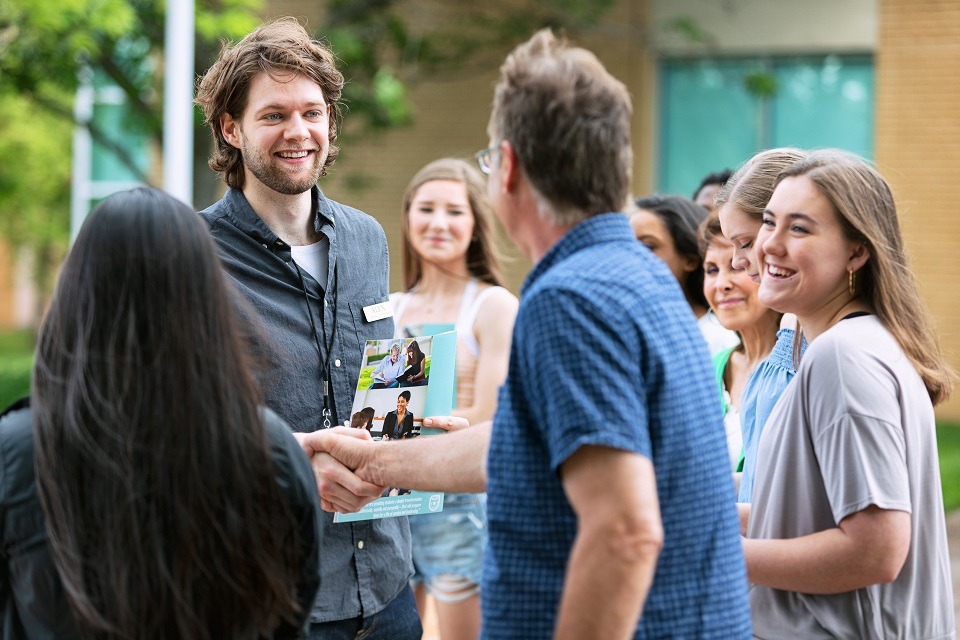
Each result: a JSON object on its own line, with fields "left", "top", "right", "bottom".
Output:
{"left": 657, "top": 55, "right": 874, "bottom": 196}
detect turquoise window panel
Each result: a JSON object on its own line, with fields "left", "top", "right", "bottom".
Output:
{"left": 90, "top": 102, "right": 150, "bottom": 182}
{"left": 657, "top": 56, "right": 874, "bottom": 197}
{"left": 659, "top": 59, "right": 762, "bottom": 197}
{"left": 770, "top": 56, "right": 874, "bottom": 158}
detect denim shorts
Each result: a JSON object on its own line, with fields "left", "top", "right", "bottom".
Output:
{"left": 410, "top": 492, "right": 487, "bottom": 602}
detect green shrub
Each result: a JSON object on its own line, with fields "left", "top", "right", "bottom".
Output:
{"left": 0, "top": 356, "right": 31, "bottom": 409}
{"left": 0, "top": 330, "right": 34, "bottom": 410}
{"left": 937, "top": 422, "right": 960, "bottom": 511}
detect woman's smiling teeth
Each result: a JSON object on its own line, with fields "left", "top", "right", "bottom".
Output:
{"left": 766, "top": 265, "right": 794, "bottom": 278}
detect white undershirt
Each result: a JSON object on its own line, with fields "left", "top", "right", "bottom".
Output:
{"left": 290, "top": 236, "right": 329, "bottom": 287}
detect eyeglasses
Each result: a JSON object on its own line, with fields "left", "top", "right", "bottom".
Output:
{"left": 474, "top": 143, "right": 501, "bottom": 175}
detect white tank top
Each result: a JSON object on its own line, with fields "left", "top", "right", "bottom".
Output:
{"left": 391, "top": 279, "right": 505, "bottom": 408}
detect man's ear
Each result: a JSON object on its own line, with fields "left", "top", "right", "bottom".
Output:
{"left": 500, "top": 140, "right": 519, "bottom": 193}
{"left": 220, "top": 113, "right": 241, "bottom": 149}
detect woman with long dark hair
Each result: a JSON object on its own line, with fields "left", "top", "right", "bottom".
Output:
{"left": 0, "top": 188, "right": 322, "bottom": 639}
{"left": 631, "top": 194, "right": 739, "bottom": 356}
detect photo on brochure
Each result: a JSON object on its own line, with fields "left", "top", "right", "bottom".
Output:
{"left": 335, "top": 330, "right": 457, "bottom": 523}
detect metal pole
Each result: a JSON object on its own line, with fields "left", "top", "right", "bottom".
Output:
{"left": 163, "top": 0, "right": 195, "bottom": 206}
{"left": 70, "top": 67, "right": 94, "bottom": 242}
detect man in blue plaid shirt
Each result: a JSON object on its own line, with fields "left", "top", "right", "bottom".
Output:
{"left": 305, "top": 29, "right": 752, "bottom": 639}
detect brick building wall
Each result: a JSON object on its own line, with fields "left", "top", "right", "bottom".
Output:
{"left": 875, "top": 0, "right": 960, "bottom": 420}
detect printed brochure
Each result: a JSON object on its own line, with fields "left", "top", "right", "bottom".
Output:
{"left": 333, "top": 329, "right": 456, "bottom": 523}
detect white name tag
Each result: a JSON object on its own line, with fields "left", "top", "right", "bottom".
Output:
{"left": 363, "top": 300, "right": 393, "bottom": 322}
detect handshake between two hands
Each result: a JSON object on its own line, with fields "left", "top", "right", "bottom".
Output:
{"left": 294, "top": 416, "right": 468, "bottom": 514}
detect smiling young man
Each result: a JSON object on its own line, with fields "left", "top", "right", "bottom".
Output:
{"left": 195, "top": 18, "right": 419, "bottom": 640}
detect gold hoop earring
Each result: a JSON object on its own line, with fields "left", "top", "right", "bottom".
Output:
{"left": 848, "top": 269, "right": 857, "bottom": 296}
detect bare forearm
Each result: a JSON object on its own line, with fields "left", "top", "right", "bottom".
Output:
{"left": 555, "top": 525, "right": 660, "bottom": 639}
{"left": 737, "top": 502, "right": 750, "bottom": 536}
{"left": 364, "top": 422, "right": 490, "bottom": 493}
{"left": 556, "top": 448, "right": 663, "bottom": 639}
{"left": 744, "top": 516, "right": 908, "bottom": 593}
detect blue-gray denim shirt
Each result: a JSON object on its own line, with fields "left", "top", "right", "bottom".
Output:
{"left": 201, "top": 186, "right": 413, "bottom": 623}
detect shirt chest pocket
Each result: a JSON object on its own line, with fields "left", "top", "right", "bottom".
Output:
{"left": 327, "top": 298, "right": 395, "bottom": 426}
{"left": 346, "top": 298, "right": 395, "bottom": 354}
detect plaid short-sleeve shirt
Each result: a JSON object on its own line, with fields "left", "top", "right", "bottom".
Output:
{"left": 482, "top": 214, "right": 752, "bottom": 639}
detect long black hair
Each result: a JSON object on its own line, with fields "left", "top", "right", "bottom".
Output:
{"left": 634, "top": 194, "right": 709, "bottom": 310}
{"left": 32, "top": 188, "right": 302, "bottom": 639}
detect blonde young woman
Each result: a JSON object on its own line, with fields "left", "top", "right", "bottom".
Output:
{"left": 715, "top": 147, "right": 808, "bottom": 503}
{"left": 741, "top": 151, "right": 954, "bottom": 638}
{"left": 699, "top": 212, "right": 781, "bottom": 476}
{"left": 391, "top": 158, "right": 518, "bottom": 640}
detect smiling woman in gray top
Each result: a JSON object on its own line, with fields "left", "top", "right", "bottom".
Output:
{"left": 741, "top": 152, "right": 955, "bottom": 639}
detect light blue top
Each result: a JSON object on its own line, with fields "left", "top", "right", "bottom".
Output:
{"left": 737, "top": 327, "right": 806, "bottom": 503}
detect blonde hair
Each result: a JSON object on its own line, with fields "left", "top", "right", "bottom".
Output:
{"left": 400, "top": 158, "right": 504, "bottom": 291}
{"left": 778, "top": 150, "right": 953, "bottom": 404}
{"left": 716, "top": 148, "right": 807, "bottom": 222}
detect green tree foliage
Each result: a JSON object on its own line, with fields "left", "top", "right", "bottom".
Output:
{"left": 0, "top": 91, "right": 72, "bottom": 317}
{"left": 0, "top": 0, "right": 261, "bottom": 321}
{"left": 0, "top": 0, "right": 614, "bottom": 322}
{"left": 0, "top": 0, "right": 262, "bottom": 178}
{"left": 320, "top": 0, "right": 616, "bottom": 130}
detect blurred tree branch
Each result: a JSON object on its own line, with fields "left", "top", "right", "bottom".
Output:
{"left": 0, "top": 0, "right": 616, "bottom": 324}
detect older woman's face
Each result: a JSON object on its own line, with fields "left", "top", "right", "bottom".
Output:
{"left": 630, "top": 210, "right": 697, "bottom": 285}
{"left": 703, "top": 237, "right": 778, "bottom": 333}
{"left": 390, "top": 346, "right": 400, "bottom": 362}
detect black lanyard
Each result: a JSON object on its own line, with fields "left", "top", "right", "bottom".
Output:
{"left": 294, "top": 261, "right": 338, "bottom": 429}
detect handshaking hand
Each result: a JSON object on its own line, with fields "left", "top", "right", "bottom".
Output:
{"left": 296, "top": 415, "right": 481, "bottom": 512}
{"left": 294, "top": 427, "right": 385, "bottom": 514}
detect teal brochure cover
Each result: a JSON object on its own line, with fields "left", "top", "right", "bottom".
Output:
{"left": 334, "top": 330, "right": 457, "bottom": 523}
